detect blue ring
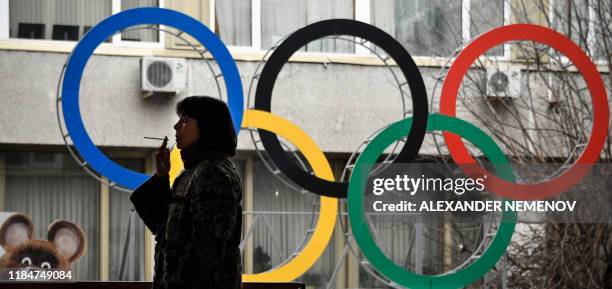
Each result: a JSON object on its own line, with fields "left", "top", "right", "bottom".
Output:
{"left": 62, "top": 7, "right": 244, "bottom": 190}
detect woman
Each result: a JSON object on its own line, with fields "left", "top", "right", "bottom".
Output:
{"left": 130, "top": 96, "right": 243, "bottom": 289}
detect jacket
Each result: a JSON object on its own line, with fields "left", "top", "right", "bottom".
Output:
{"left": 130, "top": 158, "right": 243, "bottom": 289}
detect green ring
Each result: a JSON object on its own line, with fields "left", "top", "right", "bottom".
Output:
{"left": 348, "top": 114, "right": 517, "bottom": 289}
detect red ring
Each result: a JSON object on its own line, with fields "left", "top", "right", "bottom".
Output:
{"left": 439, "top": 24, "right": 609, "bottom": 200}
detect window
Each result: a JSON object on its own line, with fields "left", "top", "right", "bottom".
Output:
{"left": 591, "top": 1, "right": 611, "bottom": 61}
{"left": 2, "top": 151, "right": 101, "bottom": 280}
{"left": 247, "top": 157, "right": 341, "bottom": 285}
{"left": 371, "top": 0, "right": 505, "bottom": 57}
{"left": 251, "top": 158, "right": 318, "bottom": 272}
{"left": 108, "top": 158, "right": 146, "bottom": 281}
{"left": 551, "top": 0, "right": 590, "bottom": 51}
{"left": 550, "top": 0, "right": 610, "bottom": 62}
{"left": 215, "top": 0, "right": 354, "bottom": 53}
{"left": 355, "top": 162, "right": 485, "bottom": 287}
{"left": 371, "top": 0, "right": 463, "bottom": 57}
{"left": 120, "top": 0, "right": 160, "bottom": 43}
{"left": 470, "top": 0, "right": 505, "bottom": 56}
{"left": 0, "top": 151, "right": 150, "bottom": 281}
{"left": 2, "top": 0, "right": 509, "bottom": 57}
{"left": 215, "top": 0, "right": 252, "bottom": 47}
{"left": 5, "top": 0, "right": 162, "bottom": 44}
{"left": 214, "top": 0, "right": 505, "bottom": 58}
{"left": 259, "top": 0, "right": 354, "bottom": 53}
{"left": 9, "top": 0, "right": 111, "bottom": 41}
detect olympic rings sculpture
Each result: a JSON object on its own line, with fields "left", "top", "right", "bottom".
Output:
{"left": 348, "top": 113, "right": 517, "bottom": 289}
{"left": 60, "top": 8, "right": 243, "bottom": 190}
{"left": 57, "top": 7, "right": 609, "bottom": 289}
{"left": 439, "top": 24, "right": 609, "bottom": 201}
{"left": 254, "top": 19, "right": 429, "bottom": 198}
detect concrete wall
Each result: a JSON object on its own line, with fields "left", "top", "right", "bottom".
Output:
{"left": 0, "top": 50, "right": 447, "bottom": 154}
{"left": 0, "top": 49, "right": 606, "bottom": 159}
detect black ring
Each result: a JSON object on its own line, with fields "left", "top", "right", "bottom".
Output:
{"left": 254, "top": 19, "right": 429, "bottom": 198}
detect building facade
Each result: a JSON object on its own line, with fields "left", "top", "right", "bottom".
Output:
{"left": 0, "top": 1, "right": 608, "bottom": 288}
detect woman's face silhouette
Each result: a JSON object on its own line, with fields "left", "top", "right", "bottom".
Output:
{"left": 173, "top": 114, "right": 199, "bottom": 149}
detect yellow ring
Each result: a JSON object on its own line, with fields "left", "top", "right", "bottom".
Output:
{"left": 167, "top": 109, "right": 338, "bottom": 282}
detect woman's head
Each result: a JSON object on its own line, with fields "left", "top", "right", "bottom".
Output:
{"left": 174, "top": 96, "right": 237, "bottom": 157}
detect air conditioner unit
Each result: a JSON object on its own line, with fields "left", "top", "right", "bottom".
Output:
{"left": 140, "top": 57, "right": 187, "bottom": 96}
{"left": 486, "top": 66, "right": 522, "bottom": 100}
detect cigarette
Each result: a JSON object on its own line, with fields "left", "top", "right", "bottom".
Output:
{"left": 144, "top": 136, "right": 167, "bottom": 140}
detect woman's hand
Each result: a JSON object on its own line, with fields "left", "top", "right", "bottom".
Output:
{"left": 155, "top": 137, "right": 170, "bottom": 177}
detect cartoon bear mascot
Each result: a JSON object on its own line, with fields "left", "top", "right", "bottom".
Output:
{"left": 0, "top": 213, "right": 86, "bottom": 280}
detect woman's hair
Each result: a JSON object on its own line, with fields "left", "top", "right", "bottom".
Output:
{"left": 175, "top": 96, "right": 237, "bottom": 157}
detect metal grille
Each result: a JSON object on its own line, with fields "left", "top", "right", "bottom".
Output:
{"left": 146, "top": 61, "right": 172, "bottom": 88}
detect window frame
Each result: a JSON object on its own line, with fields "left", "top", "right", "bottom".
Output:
{"left": 463, "top": 0, "right": 512, "bottom": 62}
{"left": 0, "top": 0, "right": 165, "bottom": 49}
{"left": 214, "top": 0, "right": 510, "bottom": 61}
{"left": 0, "top": 146, "right": 151, "bottom": 281}
{"left": 548, "top": 0, "right": 607, "bottom": 66}
{"left": 0, "top": 0, "right": 513, "bottom": 65}
{"left": 0, "top": 0, "right": 7, "bottom": 40}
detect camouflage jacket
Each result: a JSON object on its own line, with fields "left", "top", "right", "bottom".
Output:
{"left": 130, "top": 158, "right": 243, "bottom": 289}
